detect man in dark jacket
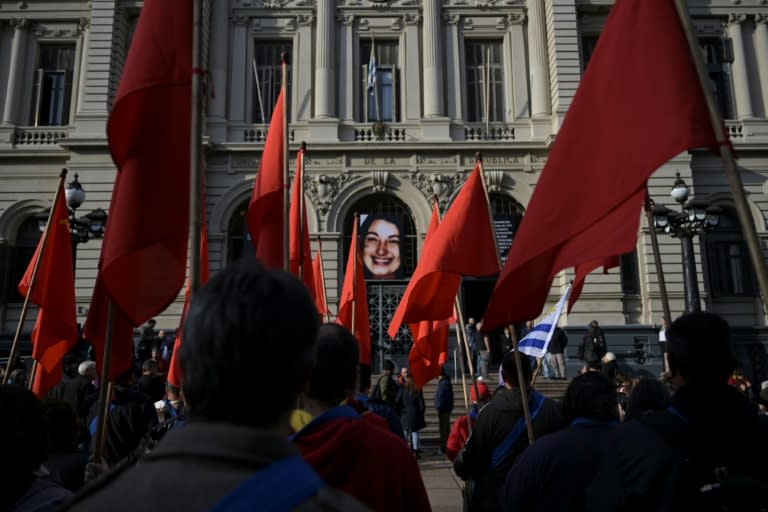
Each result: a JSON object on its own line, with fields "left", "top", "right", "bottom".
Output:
{"left": 587, "top": 312, "right": 768, "bottom": 512}
{"left": 356, "top": 364, "right": 404, "bottom": 438}
{"left": 454, "top": 351, "right": 566, "bottom": 512}
{"left": 577, "top": 320, "right": 607, "bottom": 369}
{"left": 434, "top": 366, "right": 454, "bottom": 455}
{"left": 502, "top": 372, "right": 619, "bottom": 512}
{"left": 66, "top": 260, "right": 367, "bottom": 512}
{"left": 548, "top": 326, "right": 568, "bottom": 379}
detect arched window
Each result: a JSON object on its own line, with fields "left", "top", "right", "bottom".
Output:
{"left": 705, "top": 211, "right": 757, "bottom": 298}
{"left": 226, "top": 200, "right": 254, "bottom": 264}
{"left": 3, "top": 217, "right": 42, "bottom": 303}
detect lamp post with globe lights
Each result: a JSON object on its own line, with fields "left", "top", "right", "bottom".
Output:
{"left": 651, "top": 172, "right": 721, "bottom": 313}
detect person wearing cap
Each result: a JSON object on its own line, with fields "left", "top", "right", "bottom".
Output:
{"left": 445, "top": 381, "right": 492, "bottom": 462}
{"left": 601, "top": 352, "right": 619, "bottom": 384}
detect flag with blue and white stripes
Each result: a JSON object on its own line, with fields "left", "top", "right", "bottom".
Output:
{"left": 517, "top": 284, "right": 572, "bottom": 358}
{"left": 367, "top": 43, "right": 377, "bottom": 92}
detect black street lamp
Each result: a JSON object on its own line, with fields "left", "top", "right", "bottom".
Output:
{"left": 36, "top": 173, "right": 107, "bottom": 275}
{"left": 651, "top": 172, "right": 721, "bottom": 313}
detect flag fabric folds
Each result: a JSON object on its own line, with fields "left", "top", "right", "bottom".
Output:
{"left": 517, "top": 284, "right": 571, "bottom": 358}
{"left": 85, "top": 0, "right": 193, "bottom": 378}
{"left": 483, "top": 0, "right": 720, "bottom": 330}
{"left": 247, "top": 89, "right": 285, "bottom": 270}
{"left": 18, "top": 183, "right": 77, "bottom": 396}
{"left": 407, "top": 202, "right": 453, "bottom": 389}
{"left": 336, "top": 218, "right": 371, "bottom": 364}
{"left": 387, "top": 163, "right": 499, "bottom": 339}
{"left": 288, "top": 148, "right": 317, "bottom": 304}
{"left": 367, "top": 42, "right": 377, "bottom": 92}
{"left": 312, "top": 250, "right": 329, "bottom": 317}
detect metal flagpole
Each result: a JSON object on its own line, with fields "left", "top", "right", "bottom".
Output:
{"left": 3, "top": 169, "right": 67, "bottom": 385}
{"left": 93, "top": 301, "right": 115, "bottom": 462}
{"left": 316, "top": 236, "right": 331, "bottom": 323}
{"left": 644, "top": 190, "right": 673, "bottom": 325}
{"left": 281, "top": 52, "right": 290, "bottom": 272}
{"left": 672, "top": 0, "right": 768, "bottom": 313}
{"left": 188, "top": 0, "right": 203, "bottom": 296}
{"left": 298, "top": 142, "right": 306, "bottom": 281}
{"left": 476, "top": 152, "right": 535, "bottom": 445}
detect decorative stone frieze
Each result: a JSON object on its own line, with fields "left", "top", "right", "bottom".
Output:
{"left": 305, "top": 173, "right": 363, "bottom": 216}
{"left": 401, "top": 170, "right": 466, "bottom": 206}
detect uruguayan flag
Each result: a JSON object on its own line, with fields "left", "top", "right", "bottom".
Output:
{"left": 517, "top": 284, "right": 572, "bottom": 358}
{"left": 367, "top": 44, "right": 377, "bottom": 92}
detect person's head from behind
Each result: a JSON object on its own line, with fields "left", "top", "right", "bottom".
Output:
{"left": 305, "top": 324, "right": 359, "bottom": 407}
{"left": 0, "top": 385, "right": 48, "bottom": 502}
{"left": 624, "top": 378, "right": 671, "bottom": 421}
{"left": 383, "top": 359, "right": 395, "bottom": 375}
{"left": 181, "top": 259, "right": 319, "bottom": 430}
{"left": 586, "top": 360, "right": 602, "bottom": 373}
{"left": 666, "top": 312, "right": 736, "bottom": 390}
{"left": 41, "top": 398, "right": 78, "bottom": 453}
{"left": 142, "top": 359, "right": 159, "bottom": 376}
{"left": 562, "top": 372, "right": 620, "bottom": 423}
{"left": 62, "top": 354, "right": 80, "bottom": 379}
{"left": 8, "top": 368, "right": 26, "bottom": 386}
{"left": 360, "top": 214, "right": 402, "bottom": 279}
{"left": 501, "top": 351, "right": 533, "bottom": 390}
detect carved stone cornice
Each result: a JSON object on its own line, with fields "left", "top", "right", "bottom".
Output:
{"left": 232, "top": 15, "right": 250, "bottom": 26}
{"left": 443, "top": 14, "right": 461, "bottom": 26}
{"left": 727, "top": 13, "right": 747, "bottom": 26}
{"left": 304, "top": 173, "right": 363, "bottom": 217}
{"left": 404, "top": 13, "right": 420, "bottom": 26}
{"left": 297, "top": 14, "right": 314, "bottom": 26}
{"left": 756, "top": 13, "right": 768, "bottom": 25}
{"left": 400, "top": 171, "right": 466, "bottom": 207}
{"left": 78, "top": 17, "right": 90, "bottom": 32}
{"left": 371, "top": 170, "right": 389, "bottom": 192}
{"left": 11, "top": 18, "right": 28, "bottom": 31}
{"left": 484, "top": 170, "right": 505, "bottom": 192}
{"left": 508, "top": 12, "right": 525, "bottom": 25}
{"left": 338, "top": 14, "right": 355, "bottom": 26}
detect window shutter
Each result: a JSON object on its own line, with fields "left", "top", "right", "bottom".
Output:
{"left": 63, "top": 69, "right": 73, "bottom": 125}
{"left": 392, "top": 66, "right": 399, "bottom": 122}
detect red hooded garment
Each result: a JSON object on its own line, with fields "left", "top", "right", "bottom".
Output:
{"left": 293, "top": 412, "right": 432, "bottom": 511}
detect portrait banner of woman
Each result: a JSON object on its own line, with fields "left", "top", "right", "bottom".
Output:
{"left": 360, "top": 214, "right": 404, "bottom": 280}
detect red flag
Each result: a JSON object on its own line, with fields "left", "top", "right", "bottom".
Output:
{"left": 17, "top": 183, "right": 77, "bottom": 395}
{"left": 387, "top": 164, "right": 498, "bottom": 338}
{"left": 167, "top": 206, "right": 209, "bottom": 389}
{"left": 247, "top": 89, "right": 285, "bottom": 269}
{"left": 407, "top": 202, "right": 453, "bottom": 389}
{"left": 85, "top": 0, "right": 193, "bottom": 377}
{"left": 31, "top": 363, "right": 60, "bottom": 399}
{"left": 288, "top": 148, "right": 317, "bottom": 300}
{"left": 483, "top": 0, "right": 720, "bottom": 329}
{"left": 336, "top": 218, "right": 371, "bottom": 364}
{"left": 312, "top": 250, "right": 329, "bottom": 317}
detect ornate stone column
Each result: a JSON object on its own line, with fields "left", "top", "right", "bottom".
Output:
{"left": 3, "top": 18, "right": 28, "bottom": 125}
{"left": 727, "top": 14, "right": 753, "bottom": 119}
{"left": 754, "top": 14, "right": 768, "bottom": 116}
{"left": 314, "top": 0, "right": 335, "bottom": 118}
{"left": 228, "top": 15, "right": 248, "bottom": 123}
{"left": 74, "top": 18, "right": 90, "bottom": 117}
{"left": 444, "top": 14, "right": 462, "bottom": 120}
{"left": 422, "top": 0, "right": 444, "bottom": 118}
{"left": 207, "top": 0, "right": 230, "bottom": 134}
{"left": 527, "top": 0, "right": 551, "bottom": 118}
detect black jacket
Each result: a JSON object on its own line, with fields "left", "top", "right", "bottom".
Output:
{"left": 396, "top": 387, "right": 426, "bottom": 432}
{"left": 547, "top": 327, "right": 568, "bottom": 354}
{"left": 587, "top": 384, "right": 768, "bottom": 512}
{"left": 454, "top": 387, "right": 566, "bottom": 512}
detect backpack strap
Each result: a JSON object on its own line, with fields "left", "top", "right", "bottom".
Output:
{"left": 209, "top": 456, "right": 325, "bottom": 512}
{"left": 491, "top": 391, "right": 546, "bottom": 468}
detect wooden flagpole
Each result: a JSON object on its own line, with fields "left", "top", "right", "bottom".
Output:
{"left": 644, "top": 190, "right": 672, "bottom": 325}
{"left": 92, "top": 301, "right": 115, "bottom": 462}
{"left": 351, "top": 213, "right": 359, "bottom": 335}
{"left": 298, "top": 142, "right": 306, "bottom": 281}
{"left": 316, "top": 236, "right": 331, "bottom": 323}
{"left": 3, "top": 169, "right": 67, "bottom": 385}
{"left": 476, "top": 152, "right": 535, "bottom": 445}
{"left": 672, "top": 0, "right": 768, "bottom": 312}
{"left": 27, "top": 360, "right": 38, "bottom": 391}
{"left": 281, "top": 52, "right": 290, "bottom": 273}
{"left": 188, "top": 0, "right": 203, "bottom": 296}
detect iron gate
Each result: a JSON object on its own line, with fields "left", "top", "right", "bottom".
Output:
{"left": 367, "top": 282, "right": 412, "bottom": 372}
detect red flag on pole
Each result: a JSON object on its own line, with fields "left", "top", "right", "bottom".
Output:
{"left": 288, "top": 147, "right": 317, "bottom": 300}
{"left": 247, "top": 89, "right": 285, "bottom": 269}
{"left": 336, "top": 217, "right": 371, "bottom": 364}
{"left": 482, "top": 0, "right": 721, "bottom": 329}
{"left": 17, "top": 183, "right": 77, "bottom": 396}
{"left": 407, "top": 201, "right": 453, "bottom": 389}
{"left": 85, "top": 0, "right": 192, "bottom": 378}
{"left": 312, "top": 250, "right": 329, "bottom": 318}
{"left": 387, "top": 164, "right": 498, "bottom": 338}
{"left": 31, "top": 363, "right": 59, "bottom": 398}
{"left": 167, "top": 205, "right": 209, "bottom": 389}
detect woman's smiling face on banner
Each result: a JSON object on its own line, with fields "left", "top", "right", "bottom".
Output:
{"left": 362, "top": 219, "right": 401, "bottom": 279}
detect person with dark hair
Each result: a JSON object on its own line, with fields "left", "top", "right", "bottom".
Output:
{"left": 502, "top": 373, "right": 619, "bottom": 512}
{"left": 454, "top": 351, "right": 565, "bottom": 512}
{"left": 371, "top": 358, "right": 398, "bottom": 406}
{"left": 623, "top": 377, "right": 671, "bottom": 422}
{"left": 291, "top": 324, "right": 430, "bottom": 511}
{"left": 588, "top": 312, "right": 768, "bottom": 511}
{"left": 67, "top": 260, "right": 366, "bottom": 512}
{"left": 359, "top": 214, "right": 403, "bottom": 280}
{"left": 356, "top": 363, "right": 404, "bottom": 437}
{"left": 434, "top": 366, "right": 454, "bottom": 456}
{"left": 137, "top": 359, "right": 165, "bottom": 402}
{"left": 577, "top": 320, "right": 607, "bottom": 371}
{"left": 395, "top": 374, "right": 427, "bottom": 458}
{"left": 1, "top": 385, "right": 73, "bottom": 511}
{"left": 41, "top": 398, "right": 89, "bottom": 491}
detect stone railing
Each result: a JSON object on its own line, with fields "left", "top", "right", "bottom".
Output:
{"left": 352, "top": 122, "right": 410, "bottom": 142}
{"left": 12, "top": 126, "right": 71, "bottom": 146}
{"left": 243, "top": 126, "right": 295, "bottom": 143}
{"left": 725, "top": 120, "right": 744, "bottom": 142}
{"left": 463, "top": 123, "right": 516, "bottom": 141}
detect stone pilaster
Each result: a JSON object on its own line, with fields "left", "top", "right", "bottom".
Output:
{"left": 314, "top": 0, "right": 336, "bottom": 118}
{"left": 422, "top": 0, "right": 444, "bottom": 118}
{"left": 754, "top": 14, "right": 768, "bottom": 116}
{"left": 527, "top": 0, "right": 551, "bottom": 118}
{"left": 3, "top": 18, "right": 28, "bottom": 125}
{"left": 727, "top": 14, "right": 753, "bottom": 119}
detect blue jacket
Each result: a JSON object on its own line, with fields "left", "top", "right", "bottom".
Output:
{"left": 435, "top": 376, "right": 454, "bottom": 413}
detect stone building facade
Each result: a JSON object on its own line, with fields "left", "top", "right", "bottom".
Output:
{"left": 0, "top": 0, "right": 766, "bottom": 372}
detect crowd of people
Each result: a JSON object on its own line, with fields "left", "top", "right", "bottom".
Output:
{"left": 2, "top": 260, "right": 768, "bottom": 511}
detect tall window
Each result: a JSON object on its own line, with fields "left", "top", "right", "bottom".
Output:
{"left": 226, "top": 200, "right": 255, "bottom": 263}
{"left": 699, "top": 38, "right": 733, "bottom": 119}
{"left": 465, "top": 40, "right": 504, "bottom": 122}
{"left": 580, "top": 36, "right": 599, "bottom": 71}
{"left": 705, "top": 213, "right": 755, "bottom": 297}
{"left": 3, "top": 217, "right": 42, "bottom": 304}
{"left": 360, "top": 40, "right": 399, "bottom": 122}
{"left": 31, "top": 44, "right": 75, "bottom": 126}
{"left": 252, "top": 42, "right": 292, "bottom": 124}
{"left": 620, "top": 250, "right": 641, "bottom": 295}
